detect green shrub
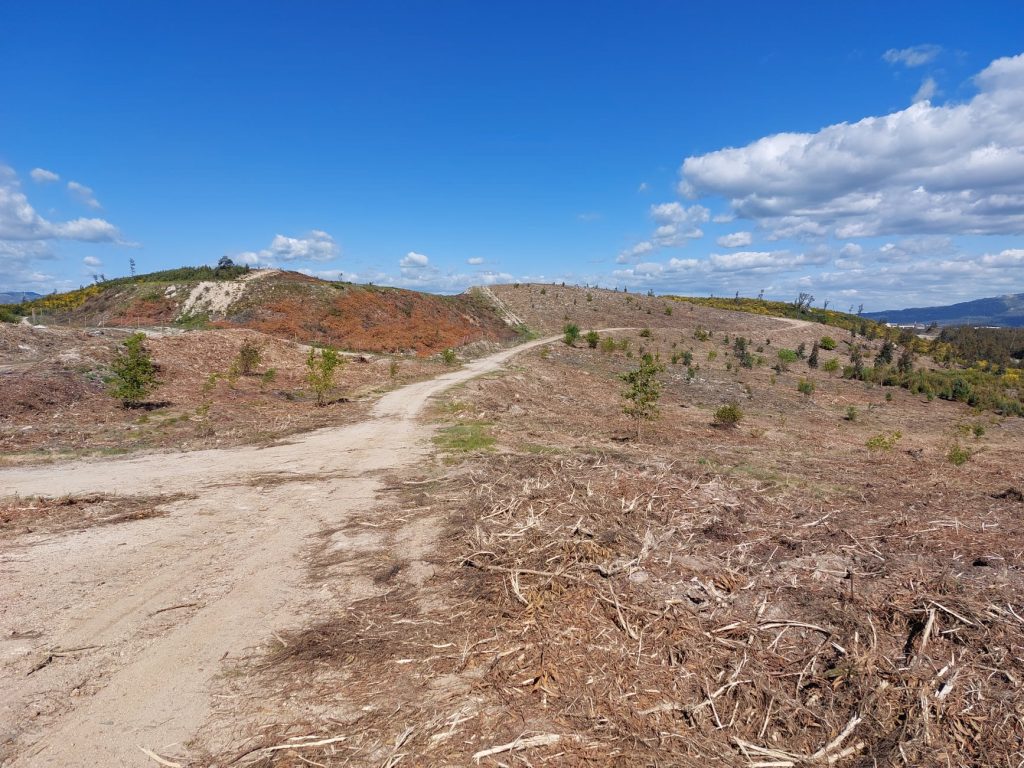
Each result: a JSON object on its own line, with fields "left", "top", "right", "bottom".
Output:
{"left": 708, "top": 350, "right": 718, "bottom": 361}
{"left": 108, "top": 332, "right": 158, "bottom": 407}
{"left": 947, "top": 444, "right": 972, "bottom": 466}
{"left": 777, "top": 348, "right": 799, "bottom": 367}
{"left": 584, "top": 330, "right": 600, "bottom": 348}
{"left": 693, "top": 327, "right": 709, "bottom": 342}
{"left": 599, "top": 336, "right": 616, "bottom": 354}
{"left": 441, "top": 348, "right": 458, "bottom": 365}
{"left": 233, "top": 341, "right": 263, "bottom": 376}
{"left": 713, "top": 403, "right": 743, "bottom": 428}
{"left": 797, "top": 378, "right": 816, "bottom": 397}
{"left": 563, "top": 323, "right": 580, "bottom": 346}
{"left": 260, "top": 368, "right": 277, "bottom": 387}
{"left": 620, "top": 353, "right": 665, "bottom": 439}
{"left": 639, "top": 327, "right": 652, "bottom": 338}
{"left": 823, "top": 358, "right": 840, "bottom": 374}
{"left": 820, "top": 336, "right": 837, "bottom": 350}
{"left": 306, "top": 347, "right": 344, "bottom": 406}
{"left": 845, "top": 405, "right": 858, "bottom": 421}
{"left": 866, "top": 431, "right": 901, "bottom": 451}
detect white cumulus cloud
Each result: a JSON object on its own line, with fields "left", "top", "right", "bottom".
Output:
{"left": 883, "top": 44, "right": 942, "bottom": 68}
{"left": 30, "top": 168, "right": 59, "bottom": 184}
{"left": 913, "top": 76, "right": 938, "bottom": 104}
{"left": 67, "top": 180, "right": 101, "bottom": 209}
{"left": 467, "top": 257, "right": 484, "bottom": 265}
{"left": 236, "top": 230, "right": 340, "bottom": 265}
{"left": 400, "top": 251, "right": 429, "bottom": 268}
{"left": 716, "top": 231, "right": 753, "bottom": 248}
{"left": 0, "top": 166, "right": 122, "bottom": 243}
{"left": 82, "top": 255, "right": 102, "bottom": 267}
{"left": 680, "top": 52, "right": 1024, "bottom": 239}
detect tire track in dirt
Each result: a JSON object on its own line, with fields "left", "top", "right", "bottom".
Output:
{"left": 0, "top": 335, "right": 561, "bottom": 768}
{"left": 0, "top": 317, "right": 805, "bottom": 766}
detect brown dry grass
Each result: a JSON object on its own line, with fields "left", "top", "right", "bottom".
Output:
{"left": 240, "top": 287, "right": 519, "bottom": 355}
{"left": 204, "top": 318, "right": 1024, "bottom": 767}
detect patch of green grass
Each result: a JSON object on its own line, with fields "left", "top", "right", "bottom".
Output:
{"left": 514, "top": 324, "right": 539, "bottom": 340}
{"left": 437, "top": 398, "right": 469, "bottom": 415}
{"left": 174, "top": 311, "right": 211, "bottom": 330}
{"left": 433, "top": 421, "right": 496, "bottom": 453}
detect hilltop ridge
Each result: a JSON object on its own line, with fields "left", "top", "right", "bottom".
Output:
{"left": 1, "top": 267, "right": 518, "bottom": 356}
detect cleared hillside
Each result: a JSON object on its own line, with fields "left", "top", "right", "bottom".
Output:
{"left": 2, "top": 268, "right": 519, "bottom": 355}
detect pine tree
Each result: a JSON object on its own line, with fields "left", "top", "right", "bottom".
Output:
{"left": 620, "top": 353, "right": 665, "bottom": 440}
{"left": 807, "top": 341, "right": 820, "bottom": 368}
{"left": 108, "top": 332, "right": 157, "bottom": 407}
{"left": 306, "top": 347, "right": 344, "bottom": 406}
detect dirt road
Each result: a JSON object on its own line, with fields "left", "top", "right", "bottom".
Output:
{"left": 0, "top": 335, "right": 557, "bottom": 767}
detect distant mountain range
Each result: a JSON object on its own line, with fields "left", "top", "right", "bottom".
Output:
{"left": 0, "top": 291, "right": 42, "bottom": 304}
{"left": 864, "top": 293, "right": 1024, "bottom": 328}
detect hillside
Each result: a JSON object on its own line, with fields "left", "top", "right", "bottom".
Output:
{"left": 1, "top": 267, "right": 519, "bottom": 355}
{"left": 4, "top": 280, "right": 1024, "bottom": 766}
{"left": 864, "top": 292, "right": 1024, "bottom": 327}
{"left": 196, "top": 289, "right": 1023, "bottom": 766}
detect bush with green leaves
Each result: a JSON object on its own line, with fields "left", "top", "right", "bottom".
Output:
{"left": 620, "top": 353, "right": 665, "bottom": 439}
{"left": 845, "top": 405, "right": 858, "bottom": 421}
{"left": 108, "top": 332, "right": 158, "bottom": 407}
{"left": 441, "top": 348, "right": 458, "bottom": 366}
{"left": 866, "top": 431, "right": 902, "bottom": 451}
{"left": 639, "top": 327, "right": 652, "bottom": 338}
{"left": 234, "top": 341, "right": 263, "bottom": 375}
{"left": 306, "top": 346, "right": 344, "bottom": 406}
{"left": 599, "top": 336, "right": 616, "bottom": 354}
{"left": 797, "top": 378, "right": 816, "bottom": 397}
{"left": 584, "top": 330, "right": 600, "bottom": 348}
{"left": 819, "top": 336, "right": 837, "bottom": 350}
{"left": 713, "top": 403, "right": 743, "bottom": 428}
{"left": 823, "top": 357, "right": 840, "bottom": 374}
{"left": 563, "top": 323, "right": 580, "bottom": 346}
{"left": 947, "top": 443, "right": 972, "bottom": 466}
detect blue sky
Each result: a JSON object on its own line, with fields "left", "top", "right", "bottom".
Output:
{"left": 2, "top": 2, "right": 1024, "bottom": 310}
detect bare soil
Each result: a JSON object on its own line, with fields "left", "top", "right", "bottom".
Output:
{"left": 0, "top": 324, "right": 464, "bottom": 465}
{"left": 0, "top": 336, "right": 555, "bottom": 767}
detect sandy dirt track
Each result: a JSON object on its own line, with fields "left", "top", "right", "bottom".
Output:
{"left": 0, "top": 335, "right": 558, "bottom": 768}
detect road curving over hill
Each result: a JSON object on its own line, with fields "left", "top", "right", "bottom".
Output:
{"left": 0, "top": 317, "right": 813, "bottom": 767}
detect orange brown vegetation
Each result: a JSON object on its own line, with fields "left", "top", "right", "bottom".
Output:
{"left": 236, "top": 284, "right": 517, "bottom": 355}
